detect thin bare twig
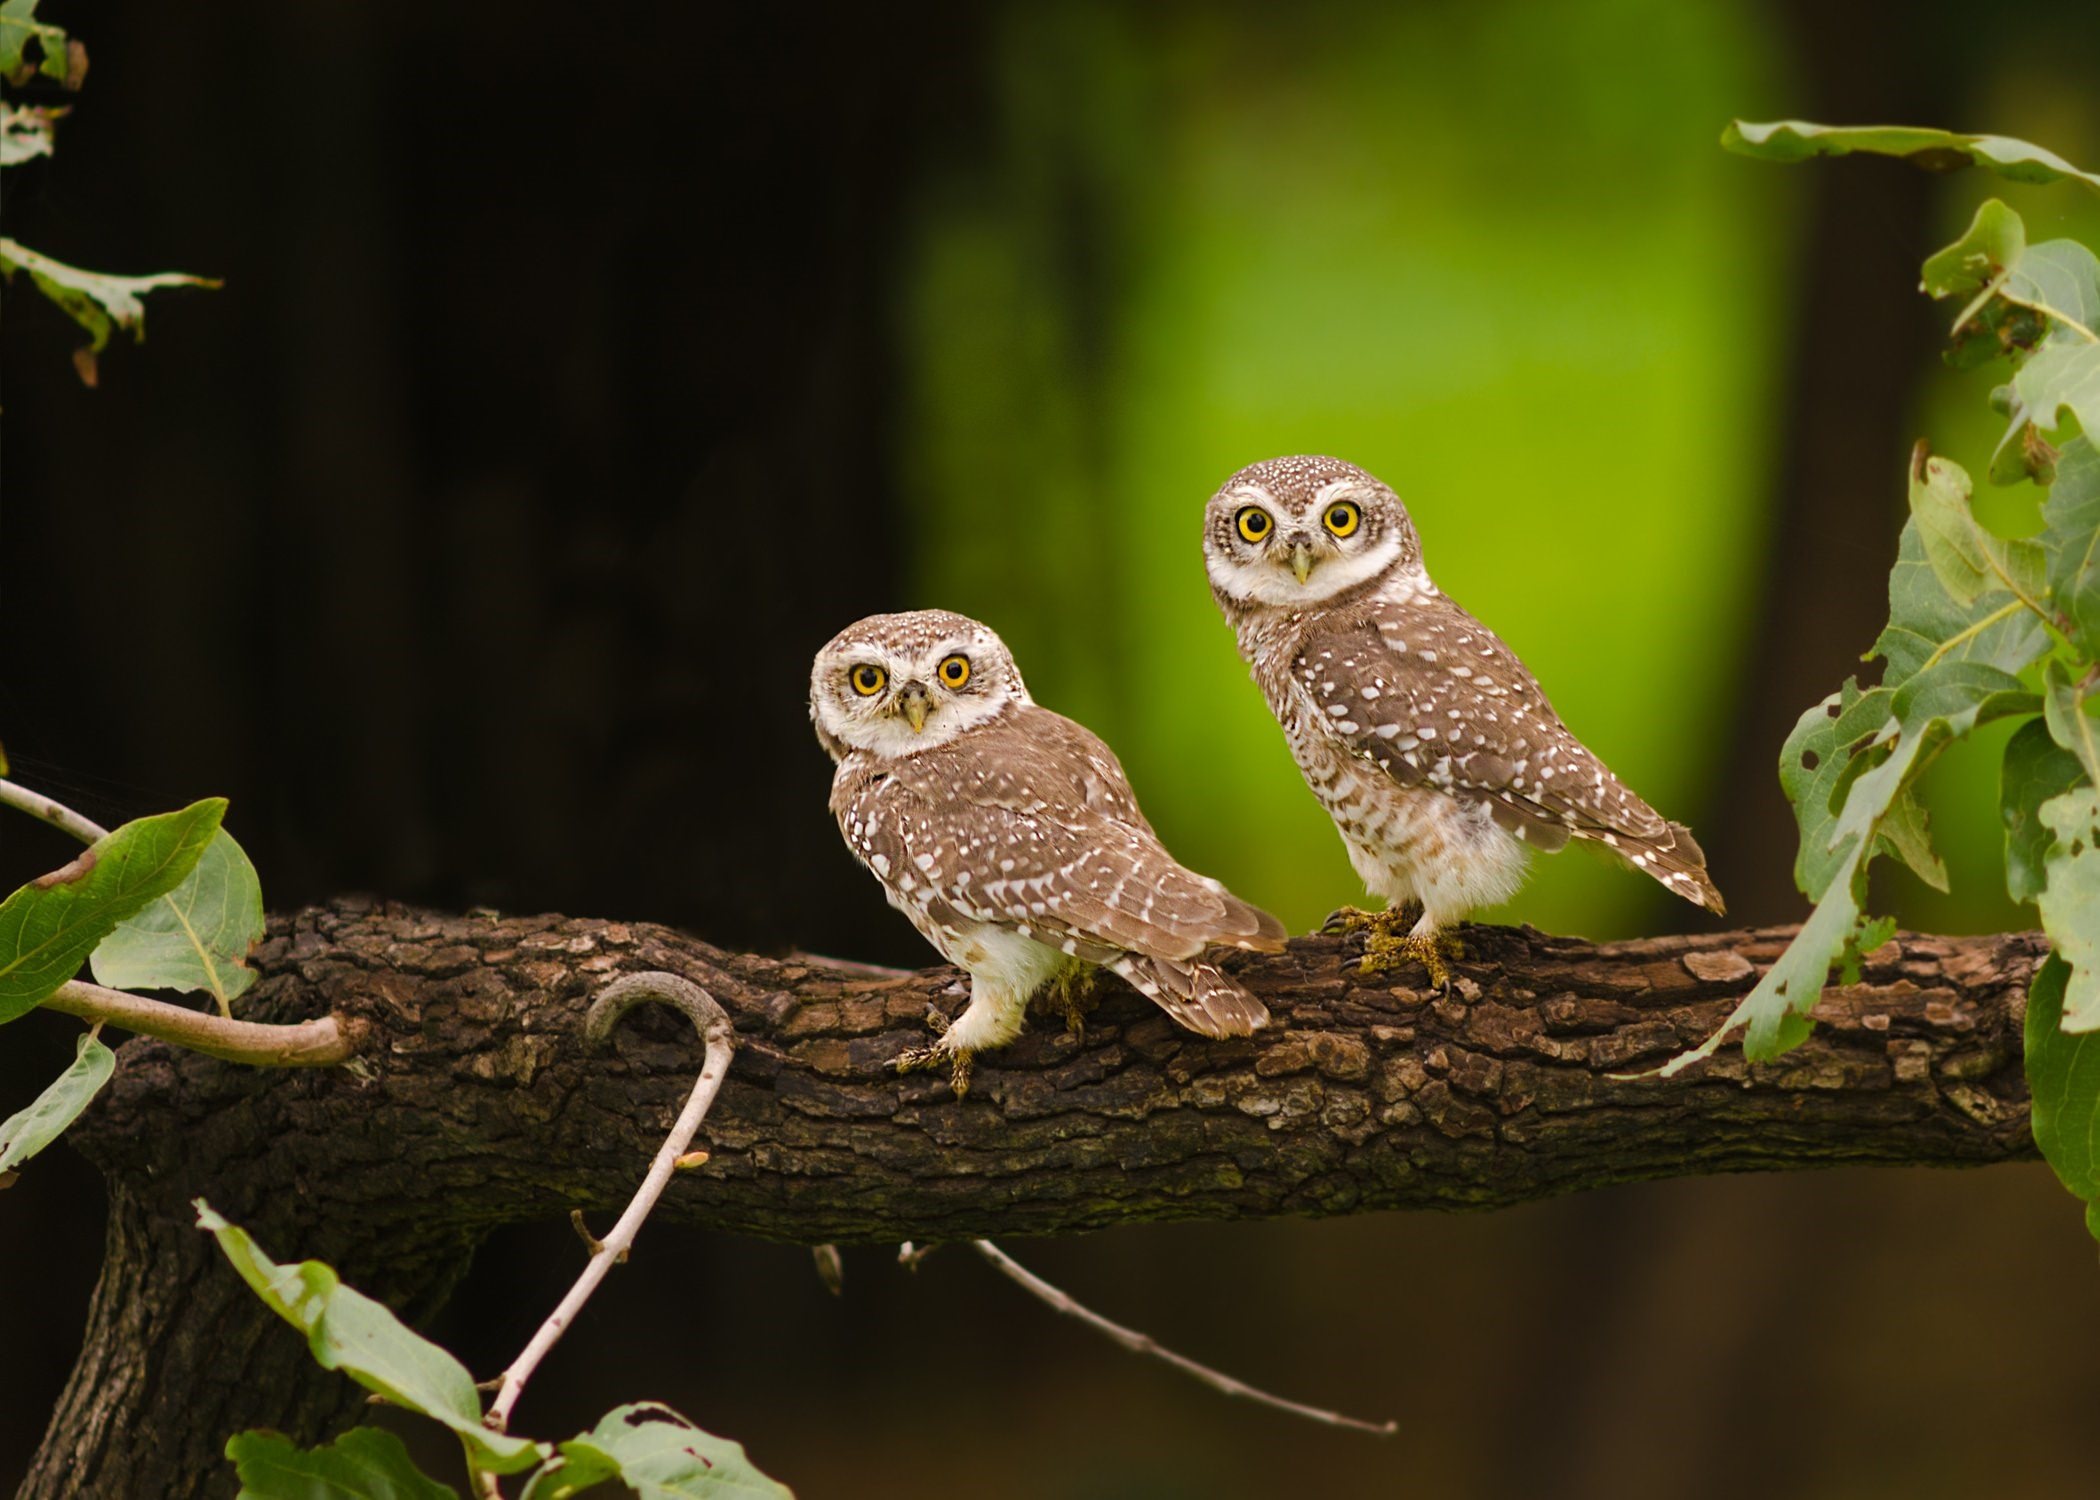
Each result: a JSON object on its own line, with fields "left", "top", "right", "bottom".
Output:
{"left": 41, "top": 980, "right": 350, "bottom": 1067}
{"left": 0, "top": 775, "right": 110, "bottom": 843}
{"left": 969, "top": 1240, "right": 1397, "bottom": 1437}
{"left": 483, "top": 971, "right": 736, "bottom": 1434}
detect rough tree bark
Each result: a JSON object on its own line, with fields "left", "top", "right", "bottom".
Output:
{"left": 25, "top": 899, "right": 2041, "bottom": 1498}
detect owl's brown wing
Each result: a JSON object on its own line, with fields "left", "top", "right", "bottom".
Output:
{"left": 835, "top": 711, "right": 1285, "bottom": 965}
{"left": 1291, "top": 599, "right": 1723, "bottom": 913}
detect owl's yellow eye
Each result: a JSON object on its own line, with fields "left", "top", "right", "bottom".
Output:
{"left": 1235, "top": 506, "right": 1274, "bottom": 544}
{"left": 1324, "top": 501, "right": 1361, "bottom": 538}
{"left": 850, "top": 664, "right": 887, "bottom": 696}
{"left": 937, "top": 654, "right": 971, "bottom": 688}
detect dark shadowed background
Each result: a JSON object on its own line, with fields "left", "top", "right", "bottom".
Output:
{"left": 5, "top": 1, "right": 2100, "bottom": 1495}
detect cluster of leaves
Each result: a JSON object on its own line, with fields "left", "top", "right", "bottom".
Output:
{"left": 0, "top": 778, "right": 262, "bottom": 1185}
{"left": 199, "top": 1204, "right": 793, "bottom": 1498}
{"left": 0, "top": 776, "right": 795, "bottom": 1493}
{"left": 0, "top": 0, "right": 217, "bottom": 382}
{"left": 1675, "top": 121, "right": 2100, "bottom": 1237}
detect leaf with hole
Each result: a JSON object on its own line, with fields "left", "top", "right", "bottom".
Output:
{"left": 0, "top": 799, "right": 225, "bottom": 1023}
{"left": 0, "top": 0, "right": 73, "bottom": 85}
{"left": 520, "top": 1404, "right": 793, "bottom": 1500}
{"left": 2003, "top": 718, "right": 2087, "bottom": 904}
{"left": 0, "top": 1033, "right": 113, "bottom": 1175}
{"left": 225, "top": 1427, "right": 457, "bottom": 1500}
{"left": 2038, "top": 789, "right": 2100, "bottom": 1031}
{"left": 91, "top": 828, "right": 265, "bottom": 1012}
{"left": 196, "top": 1203, "right": 545, "bottom": 1475}
{"left": 0, "top": 103, "right": 60, "bottom": 166}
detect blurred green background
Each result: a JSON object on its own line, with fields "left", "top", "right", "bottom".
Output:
{"left": 908, "top": 0, "right": 1782, "bottom": 940}
{"left": 5, "top": 1, "right": 2100, "bottom": 1496}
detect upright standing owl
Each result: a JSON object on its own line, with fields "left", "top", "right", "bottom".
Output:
{"left": 1202, "top": 456, "right": 1722, "bottom": 984}
{"left": 812, "top": 609, "right": 1286, "bottom": 1091}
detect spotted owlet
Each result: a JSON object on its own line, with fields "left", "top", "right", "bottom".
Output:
{"left": 1202, "top": 456, "right": 1722, "bottom": 984}
{"left": 811, "top": 609, "right": 1286, "bottom": 1091}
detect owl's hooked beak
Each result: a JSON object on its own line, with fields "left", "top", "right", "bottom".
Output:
{"left": 897, "top": 681, "right": 932, "bottom": 733}
{"left": 1287, "top": 537, "right": 1317, "bottom": 585}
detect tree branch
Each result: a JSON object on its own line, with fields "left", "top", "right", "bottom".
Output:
{"left": 25, "top": 899, "right": 2041, "bottom": 1496}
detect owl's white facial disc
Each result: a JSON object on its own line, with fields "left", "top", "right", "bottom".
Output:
{"left": 810, "top": 609, "right": 1031, "bottom": 761}
{"left": 1202, "top": 456, "right": 1426, "bottom": 610}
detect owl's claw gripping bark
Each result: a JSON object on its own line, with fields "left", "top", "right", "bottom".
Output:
{"left": 1360, "top": 929, "right": 1462, "bottom": 991}
{"left": 893, "top": 1006, "right": 973, "bottom": 1094}
{"left": 1342, "top": 904, "right": 1460, "bottom": 991}
{"left": 892, "top": 1039, "right": 973, "bottom": 1096}
{"left": 1044, "top": 961, "right": 1099, "bottom": 1040}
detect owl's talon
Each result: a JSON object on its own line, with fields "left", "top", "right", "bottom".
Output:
{"left": 891, "top": 1037, "right": 973, "bottom": 1096}
{"left": 1359, "top": 928, "right": 1461, "bottom": 991}
{"left": 1044, "top": 961, "right": 1100, "bottom": 1040}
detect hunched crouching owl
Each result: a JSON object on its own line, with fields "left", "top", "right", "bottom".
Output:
{"left": 1203, "top": 456, "right": 1722, "bottom": 985}
{"left": 811, "top": 609, "right": 1287, "bottom": 1091}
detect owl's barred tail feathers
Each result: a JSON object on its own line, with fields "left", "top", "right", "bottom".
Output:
{"left": 1110, "top": 954, "right": 1272, "bottom": 1038}
{"left": 1622, "top": 820, "right": 1726, "bottom": 917}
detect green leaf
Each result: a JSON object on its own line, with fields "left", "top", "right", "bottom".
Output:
{"left": 2014, "top": 340, "right": 2100, "bottom": 443}
{"left": 1723, "top": 120, "right": 2100, "bottom": 195}
{"left": 195, "top": 1203, "right": 545, "bottom": 1475}
{"left": 1999, "top": 241, "right": 2100, "bottom": 340}
{"left": 0, "top": 236, "right": 220, "bottom": 383}
{"left": 1871, "top": 521, "right": 2048, "bottom": 685}
{"left": 2042, "top": 659, "right": 2100, "bottom": 785}
{"left": 521, "top": 1404, "right": 793, "bottom": 1500}
{"left": 1910, "top": 450, "right": 1999, "bottom": 603}
{"left": 0, "top": 0, "right": 72, "bottom": 85}
{"left": 2025, "top": 955, "right": 2100, "bottom": 1240}
{"left": 226, "top": 1428, "right": 458, "bottom": 1500}
{"left": 2042, "top": 438, "right": 2100, "bottom": 656}
{"left": 0, "top": 103, "right": 60, "bottom": 166}
{"left": 2002, "top": 718, "right": 2087, "bottom": 904}
{"left": 91, "top": 828, "right": 265, "bottom": 1011}
{"left": 2038, "top": 788, "right": 2100, "bottom": 1032}
{"left": 1668, "top": 457, "right": 2049, "bottom": 1075}
{"left": 0, "top": 799, "right": 226, "bottom": 1024}
{"left": 1874, "top": 782, "right": 1949, "bottom": 893}
{"left": 1922, "top": 199, "right": 2026, "bottom": 301}
{"left": 0, "top": 1033, "right": 113, "bottom": 1174}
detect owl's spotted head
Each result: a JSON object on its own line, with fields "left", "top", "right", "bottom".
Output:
{"left": 811, "top": 609, "right": 1031, "bottom": 762}
{"left": 1203, "top": 455, "right": 1424, "bottom": 613}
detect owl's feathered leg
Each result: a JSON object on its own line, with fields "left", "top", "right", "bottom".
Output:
{"left": 892, "top": 977, "right": 1032, "bottom": 1097}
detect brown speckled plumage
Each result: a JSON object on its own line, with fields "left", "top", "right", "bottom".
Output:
{"left": 812, "top": 611, "right": 1285, "bottom": 1068}
{"left": 1205, "top": 456, "right": 1722, "bottom": 935}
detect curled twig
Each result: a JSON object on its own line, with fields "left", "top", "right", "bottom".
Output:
{"left": 969, "top": 1240, "right": 1397, "bottom": 1437}
{"left": 484, "top": 971, "right": 735, "bottom": 1434}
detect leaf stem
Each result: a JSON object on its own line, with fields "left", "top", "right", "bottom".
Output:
{"left": 968, "top": 1239, "right": 1398, "bottom": 1436}
{"left": 39, "top": 980, "right": 350, "bottom": 1067}
{"left": 483, "top": 972, "right": 737, "bottom": 1434}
